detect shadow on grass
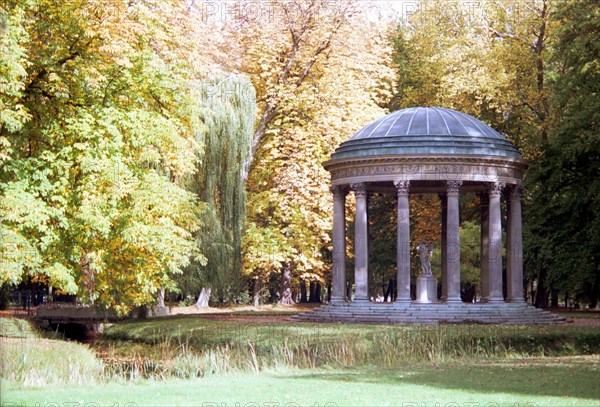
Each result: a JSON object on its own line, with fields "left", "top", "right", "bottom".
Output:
{"left": 287, "top": 358, "right": 600, "bottom": 401}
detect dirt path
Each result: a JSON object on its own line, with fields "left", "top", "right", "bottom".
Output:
{"left": 185, "top": 314, "right": 295, "bottom": 323}
{"left": 170, "top": 303, "right": 319, "bottom": 315}
{"left": 565, "top": 317, "right": 600, "bottom": 327}
{"left": 1, "top": 305, "right": 312, "bottom": 327}
{"left": 3, "top": 305, "right": 598, "bottom": 326}
{"left": 167, "top": 304, "right": 320, "bottom": 323}
{"left": 0, "top": 309, "right": 36, "bottom": 319}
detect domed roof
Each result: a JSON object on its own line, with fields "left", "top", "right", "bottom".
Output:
{"left": 331, "top": 107, "right": 521, "bottom": 160}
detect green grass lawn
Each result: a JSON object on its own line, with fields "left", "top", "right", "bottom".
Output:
{"left": 2, "top": 316, "right": 600, "bottom": 406}
{"left": 5, "top": 357, "right": 599, "bottom": 406}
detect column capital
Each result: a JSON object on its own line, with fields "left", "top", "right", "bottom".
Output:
{"left": 350, "top": 182, "right": 367, "bottom": 198}
{"left": 329, "top": 185, "right": 347, "bottom": 198}
{"left": 488, "top": 181, "right": 504, "bottom": 197}
{"left": 446, "top": 180, "right": 462, "bottom": 195}
{"left": 394, "top": 180, "right": 410, "bottom": 194}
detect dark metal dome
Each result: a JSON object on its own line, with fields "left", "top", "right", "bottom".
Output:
{"left": 331, "top": 107, "right": 521, "bottom": 160}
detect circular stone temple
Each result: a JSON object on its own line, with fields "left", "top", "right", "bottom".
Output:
{"left": 296, "top": 106, "right": 563, "bottom": 324}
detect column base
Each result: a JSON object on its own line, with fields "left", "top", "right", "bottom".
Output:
{"left": 393, "top": 299, "right": 412, "bottom": 308}
{"left": 487, "top": 297, "right": 505, "bottom": 304}
{"left": 445, "top": 297, "right": 463, "bottom": 305}
{"left": 508, "top": 298, "right": 526, "bottom": 304}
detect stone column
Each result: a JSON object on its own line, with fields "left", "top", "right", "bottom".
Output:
{"left": 488, "top": 182, "right": 504, "bottom": 303}
{"left": 446, "top": 180, "right": 462, "bottom": 304}
{"left": 479, "top": 192, "right": 490, "bottom": 303}
{"left": 395, "top": 181, "right": 411, "bottom": 304}
{"left": 507, "top": 186, "right": 525, "bottom": 303}
{"left": 438, "top": 193, "right": 448, "bottom": 301}
{"left": 506, "top": 196, "right": 512, "bottom": 301}
{"left": 352, "top": 183, "right": 369, "bottom": 302}
{"left": 331, "top": 186, "right": 347, "bottom": 303}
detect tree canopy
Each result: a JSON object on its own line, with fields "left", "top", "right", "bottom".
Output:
{"left": 524, "top": 0, "right": 600, "bottom": 307}
{"left": 0, "top": 0, "right": 597, "bottom": 310}
{"left": 1, "top": 0, "right": 204, "bottom": 313}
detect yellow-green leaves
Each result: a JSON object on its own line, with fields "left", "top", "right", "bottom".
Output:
{"left": 241, "top": 3, "right": 396, "bottom": 289}
{"left": 0, "top": 0, "right": 204, "bottom": 313}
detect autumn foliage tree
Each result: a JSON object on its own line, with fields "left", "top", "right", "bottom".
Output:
{"left": 524, "top": 0, "right": 600, "bottom": 308}
{"left": 0, "top": 0, "right": 204, "bottom": 313}
{"left": 238, "top": 1, "right": 396, "bottom": 304}
{"left": 1, "top": 0, "right": 596, "bottom": 312}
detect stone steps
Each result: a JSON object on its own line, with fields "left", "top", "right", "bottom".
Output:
{"left": 292, "top": 303, "right": 565, "bottom": 324}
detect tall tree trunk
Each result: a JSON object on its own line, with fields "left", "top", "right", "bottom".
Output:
{"left": 314, "top": 282, "right": 322, "bottom": 303}
{"left": 384, "top": 279, "right": 393, "bottom": 302}
{"left": 252, "top": 278, "right": 260, "bottom": 308}
{"left": 550, "top": 288, "right": 559, "bottom": 307}
{"left": 535, "top": 0, "right": 549, "bottom": 142}
{"left": 157, "top": 287, "right": 165, "bottom": 307}
{"left": 300, "top": 279, "right": 308, "bottom": 303}
{"left": 279, "top": 263, "right": 294, "bottom": 305}
{"left": 346, "top": 280, "right": 352, "bottom": 301}
{"left": 534, "top": 286, "right": 549, "bottom": 308}
{"left": 529, "top": 279, "right": 536, "bottom": 304}
{"left": 590, "top": 259, "right": 600, "bottom": 309}
{"left": 245, "top": 2, "right": 353, "bottom": 171}
{"left": 534, "top": 269, "right": 548, "bottom": 308}
{"left": 195, "top": 287, "right": 212, "bottom": 308}
{"left": 81, "top": 254, "right": 94, "bottom": 305}
{"left": 250, "top": 104, "right": 278, "bottom": 159}
{"left": 309, "top": 281, "right": 316, "bottom": 303}
{"left": 590, "top": 277, "right": 599, "bottom": 309}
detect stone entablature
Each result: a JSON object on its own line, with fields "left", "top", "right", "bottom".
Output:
{"left": 324, "top": 155, "right": 527, "bottom": 187}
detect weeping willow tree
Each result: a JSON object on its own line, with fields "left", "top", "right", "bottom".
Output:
{"left": 178, "top": 75, "right": 256, "bottom": 306}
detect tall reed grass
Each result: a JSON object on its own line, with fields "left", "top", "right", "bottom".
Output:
{"left": 3, "top": 317, "right": 599, "bottom": 386}
{"left": 2, "top": 339, "right": 104, "bottom": 386}
{"left": 94, "top": 323, "right": 599, "bottom": 380}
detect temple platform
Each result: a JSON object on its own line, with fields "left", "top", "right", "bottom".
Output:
{"left": 292, "top": 302, "right": 566, "bottom": 324}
